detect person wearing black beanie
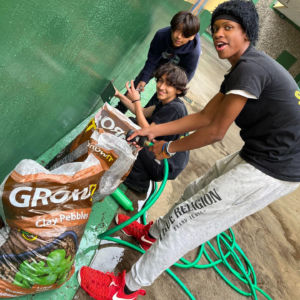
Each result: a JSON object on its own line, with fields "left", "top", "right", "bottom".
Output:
{"left": 78, "top": 1, "right": 300, "bottom": 299}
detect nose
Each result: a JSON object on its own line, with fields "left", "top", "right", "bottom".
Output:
{"left": 159, "top": 82, "right": 166, "bottom": 90}
{"left": 214, "top": 28, "right": 224, "bottom": 39}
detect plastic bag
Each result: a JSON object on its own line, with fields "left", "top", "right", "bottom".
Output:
{"left": 0, "top": 154, "right": 109, "bottom": 297}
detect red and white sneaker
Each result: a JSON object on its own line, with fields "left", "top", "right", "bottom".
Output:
{"left": 115, "top": 214, "right": 156, "bottom": 251}
{"left": 78, "top": 267, "right": 146, "bottom": 300}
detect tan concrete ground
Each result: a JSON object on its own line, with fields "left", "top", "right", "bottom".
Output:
{"left": 76, "top": 35, "right": 300, "bottom": 300}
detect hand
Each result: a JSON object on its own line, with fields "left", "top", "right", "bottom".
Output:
{"left": 114, "top": 86, "right": 120, "bottom": 97}
{"left": 149, "top": 140, "right": 166, "bottom": 160}
{"left": 125, "top": 80, "right": 140, "bottom": 102}
{"left": 127, "top": 127, "right": 157, "bottom": 144}
{"left": 136, "top": 81, "right": 146, "bottom": 92}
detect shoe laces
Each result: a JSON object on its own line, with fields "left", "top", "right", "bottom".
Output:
{"left": 87, "top": 270, "right": 117, "bottom": 297}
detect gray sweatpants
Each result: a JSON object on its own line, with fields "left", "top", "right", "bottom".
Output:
{"left": 125, "top": 151, "right": 299, "bottom": 291}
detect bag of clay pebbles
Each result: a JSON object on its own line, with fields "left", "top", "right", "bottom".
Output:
{"left": 46, "top": 103, "right": 140, "bottom": 170}
{"left": 0, "top": 152, "right": 113, "bottom": 298}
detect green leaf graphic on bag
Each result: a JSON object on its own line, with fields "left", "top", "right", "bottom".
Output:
{"left": 13, "top": 249, "right": 74, "bottom": 289}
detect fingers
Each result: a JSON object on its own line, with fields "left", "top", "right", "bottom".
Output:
{"left": 154, "top": 153, "right": 165, "bottom": 160}
{"left": 125, "top": 81, "right": 130, "bottom": 92}
{"left": 131, "top": 79, "right": 135, "bottom": 90}
{"left": 127, "top": 130, "right": 139, "bottom": 141}
{"left": 113, "top": 86, "right": 119, "bottom": 96}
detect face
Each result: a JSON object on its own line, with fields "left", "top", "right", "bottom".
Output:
{"left": 171, "top": 23, "right": 195, "bottom": 47}
{"left": 212, "top": 19, "right": 250, "bottom": 62}
{"left": 156, "top": 74, "right": 181, "bottom": 102}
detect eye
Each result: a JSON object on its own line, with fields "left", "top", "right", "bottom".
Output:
{"left": 225, "top": 26, "right": 233, "bottom": 30}
{"left": 213, "top": 27, "right": 218, "bottom": 33}
{"left": 158, "top": 79, "right": 164, "bottom": 83}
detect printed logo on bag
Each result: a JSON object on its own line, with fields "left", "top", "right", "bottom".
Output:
{"left": 2, "top": 171, "right": 104, "bottom": 222}
{"left": 9, "top": 183, "right": 97, "bottom": 208}
{"left": 87, "top": 140, "right": 118, "bottom": 167}
{"left": 95, "top": 104, "right": 137, "bottom": 140}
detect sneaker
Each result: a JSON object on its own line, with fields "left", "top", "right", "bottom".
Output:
{"left": 78, "top": 267, "right": 146, "bottom": 300}
{"left": 115, "top": 214, "right": 156, "bottom": 251}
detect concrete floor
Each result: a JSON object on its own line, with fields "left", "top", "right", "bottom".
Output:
{"left": 75, "top": 35, "right": 300, "bottom": 300}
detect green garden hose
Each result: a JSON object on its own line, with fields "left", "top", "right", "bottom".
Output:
{"left": 97, "top": 142, "right": 272, "bottom": 300}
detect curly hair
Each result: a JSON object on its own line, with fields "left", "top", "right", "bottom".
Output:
{"left": 153, "top": 63, "right": 188, "bottom": 97}
{"left": 211, "top": 0, "right": 259, "bottom": 46}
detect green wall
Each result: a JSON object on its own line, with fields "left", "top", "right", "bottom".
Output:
{"left": 0, "top": 0, "right": 191, "bottom": 182}
{"left": 276, "top": 50, "right": 297, "bottom": 70}
{"left": 294, "top": 73, "right": 300, "bottom": 88}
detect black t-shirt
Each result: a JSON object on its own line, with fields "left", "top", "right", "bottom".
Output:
{"left": 220, "top": 46, "right": 300, "bottom": 182}
{"left": 146, "top": 98, "right": 190, "bottom": 179}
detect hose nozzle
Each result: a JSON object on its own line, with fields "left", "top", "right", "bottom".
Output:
{"left": 126, "top": 129, "right": 151, "bottom": 147}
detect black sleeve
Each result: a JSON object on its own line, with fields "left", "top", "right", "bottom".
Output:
{"left": 220, "top": 80, "right": 225, "bottom": 94}
{"left": 225, "top": 60, "right": 270, "bottom": 98}
{"left": 150, "top": 105, "right": 178, "bottom": 125}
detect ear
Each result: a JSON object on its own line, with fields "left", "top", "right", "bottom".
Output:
{"left": 176, "top": 89, "right": 182, "bottom": 95}
{"left": 243, "top": 31, "right": 249, "bottom": 41}
{"left": 189, "top": 35, "right": 196, "bottom": 41}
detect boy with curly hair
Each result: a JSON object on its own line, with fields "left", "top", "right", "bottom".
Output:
{"left": 114, "top": 63, "right": 190, "bottom": 193}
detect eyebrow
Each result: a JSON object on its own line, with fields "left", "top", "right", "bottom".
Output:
{"left": 213, "top": 21, "right": 234, "bottom": 27}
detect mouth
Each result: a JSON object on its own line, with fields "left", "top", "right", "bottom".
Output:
{"left": 158, "top": 91, "right": 165, "bottom": 95}
{"left": 215, "top": 42, "right": 228, "bottom": 51}
{"left": 175, "top": 40, "right": 181, "bottom": 44}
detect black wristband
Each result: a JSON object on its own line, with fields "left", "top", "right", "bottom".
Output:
{"left": 132, "top": 99, "right": 141, "bottom": 103}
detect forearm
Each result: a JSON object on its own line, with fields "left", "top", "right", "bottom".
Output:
{"left": 135, "top": 103, "right": 149, "bottom": 128}
{"left": 151, "top": 111, "right": 210, "bottom": 137}
{"left": 150, "top": 93, "right": 225, "bottom": 138}
{"left": 117, "top": 94, "right": 136, "bottom": 114}
{"left": 169, "top": 125, "right": 223, "bottom": 153}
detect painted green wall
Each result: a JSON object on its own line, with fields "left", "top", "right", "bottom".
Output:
{"left": 276, "top": 50, "right": 297, "bottom": 70}
{"left": 199, "top": 9, "right": 212, "bottom": 36}
{"left": 0, "top": 0, "right": 191, "bottom": 182}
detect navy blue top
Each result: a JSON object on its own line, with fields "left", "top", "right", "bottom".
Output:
{"left": 140, "top": 26, "right": 201, "bottom": 83}
{"left": 146, "top": 98, "right": 190, "bottom": 179}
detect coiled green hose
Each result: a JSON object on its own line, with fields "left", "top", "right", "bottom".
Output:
{"left": 98, "top": 152, "right": 272, "bottom": 299}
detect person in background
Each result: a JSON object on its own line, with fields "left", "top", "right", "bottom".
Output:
{"left": 116, "top": 10, "right": 201, "bottom": 113}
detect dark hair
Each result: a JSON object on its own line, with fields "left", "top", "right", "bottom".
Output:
{"left": 153, "top": 63, "right": 188, "bottom": 97}
{"left": 211, "top": 0, "right": 259, "bottom": 46}
{"left": 170, "top": 11, "right": 200, "bottom": 38}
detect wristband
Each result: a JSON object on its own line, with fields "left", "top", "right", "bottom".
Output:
{"left": 162, "top": 143, "right": 171, "bottom": 158}
{"left": 132, "top": 99, "right": 141, "bottom": 103}
{"left": 162, "top": 143, "right": 167, "bottom": 152}
{"left": 166, "top": 141, "right": 176, "bottom": 156}
{"left": 162, "top": 150, "right": 171, "bottom": 159}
